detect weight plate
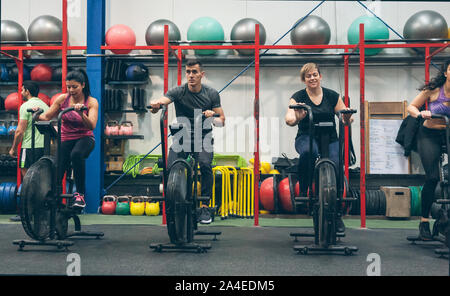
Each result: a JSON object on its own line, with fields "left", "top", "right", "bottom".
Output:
{"left": 165, "top": 161, "right": 192, "bottom": 245}
{"left": 0, "top": 183, "right": 5, "bottom": 213}
{"left": 316, "top": 161, "right": 336, "bottom": 248}
{"left": 19, "top": 158, "right": 54, "bottom": 241}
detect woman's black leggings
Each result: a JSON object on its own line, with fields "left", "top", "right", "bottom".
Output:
{"left": 59, "top": 137, "right": 95, "bottom": 195}
{"left": 417, "top": 125, "right": 445, "bottom": 219}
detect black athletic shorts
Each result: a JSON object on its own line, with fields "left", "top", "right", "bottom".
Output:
{"left": 19, "top": 148, "right": 45, "bottom": 169}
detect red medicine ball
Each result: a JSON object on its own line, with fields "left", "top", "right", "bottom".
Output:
{"left": 31, "top": 64, "right": 53, "bottom": 81}
{"left": 38, "top": 93, "right": 51, "bottom": 106}
{"left": 4, "top": 92, "right": 20, "bottom": 111}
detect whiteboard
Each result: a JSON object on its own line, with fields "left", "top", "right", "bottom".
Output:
{"left": 369, "top": 119, "right": 409, "bottom": 174}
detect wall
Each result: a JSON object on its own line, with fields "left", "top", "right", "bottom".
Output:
{"left": 2, "top": 0, "right": 449, "bottom": 173}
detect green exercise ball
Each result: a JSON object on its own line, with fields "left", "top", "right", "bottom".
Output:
{"left": 187, "top": 17, "right": 224, "bottom": 55}
{"left": 347, "top": 16, "right": 389, "bottom": 56}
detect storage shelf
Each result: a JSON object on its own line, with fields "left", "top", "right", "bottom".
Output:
{"left": 106, "top": 80, "right": 149, "bottom": 85}
{"left": 2, "top": 52, "right": 448, "bottom": 68}
{"left": 105, "top": 109, "right": 147, "bottom": 114}
{"left": 104, "top": 135, "right": 144, "bottom": 140}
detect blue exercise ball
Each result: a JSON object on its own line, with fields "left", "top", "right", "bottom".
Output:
{"left": 347, "top": 16, "right": 389, "bottom": 56}
{"left": 187, "top": 17, "right": 224, "bottom": 55}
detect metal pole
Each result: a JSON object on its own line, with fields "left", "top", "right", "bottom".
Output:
{"left": 254, "top": 24, "right": 260, "bottom": 227}
{"left": 359, "top": 23, "right": 366, "bottom": 229}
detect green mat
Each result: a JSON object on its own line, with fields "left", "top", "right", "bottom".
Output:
{"left": 0, "top": 214, "right": 423, "bottom": 229}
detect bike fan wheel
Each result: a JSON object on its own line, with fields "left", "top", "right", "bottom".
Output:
{"left": 19, "top": 158, "right": 54, "bottom": 241}
{"left": 165, "top": 162, "right": 193, "bottom": 245}
{"left": 317, "top": 162, "right": 337, "bottom": 248}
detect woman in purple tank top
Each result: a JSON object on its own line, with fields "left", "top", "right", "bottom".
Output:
{"left": 37, "top": 69, "right": 99, "bottom": 210}
{"left": 407, "top": 59, "right": 450, "bottom": 240}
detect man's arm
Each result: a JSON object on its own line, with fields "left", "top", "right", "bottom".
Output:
{"left": 9, "top": 119, "right": 28, "bottom": 157}
{"left": 149, "top": 96, "right": 172, "bottom": 113}
{"left": 211, "top": 107, "right": 225, "bottom": 127}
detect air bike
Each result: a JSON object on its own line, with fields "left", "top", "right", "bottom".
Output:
{"left": 289, "top": 105, "right": 358, "bottom": 255}
{"left": 148, "top": 105, "right": 221, "bottom": 253}
{"left": 407, "top": 114, "right": 450, "bottom": 269}
{"left": 13, "top": 107, "right": 104, "bottom": 251}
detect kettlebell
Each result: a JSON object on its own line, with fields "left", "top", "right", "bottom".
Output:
{"left": 105, "top": 120, "right": 119, "bottom": 136}
{"left": 101, "top": 195, "right": 117, "bottom": 215}
{"left": 145, "top": 200, "right": 160, "bottom": 216}
{"left": 130, "top": 196, "right": 145, "bottom": 216}
{"left": 119, "top": 121, "right": 133, "bottom": 136}
{"left": 8, "top": 120, "right": 17, "bottom": 135}
{"left": 115, "top": 196, "right": 130, "bottom": 215}
{"left": 0, "top": 121, "right": 7, "bottom": 136}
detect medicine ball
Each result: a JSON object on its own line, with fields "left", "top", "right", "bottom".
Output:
{"left": 8, "top": 65, "right": 31, "bottom": 81}
{"left": 52, "top": 66, "right": 71, "bottom": 81}
{"left": 38, "top": 93, "right": 51, "bottom": 106}
{"left": 31, "top": 64, "right": 53, "bottom": 81}
{"left": 125, "top": 63, "right": 148, "bottom": 81}
{"left": 4, "top": 92, "right": 20, "bottom": 111}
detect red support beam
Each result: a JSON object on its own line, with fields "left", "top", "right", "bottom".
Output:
{"left": 253, "top": 24, "right": 260, "bottom": 226}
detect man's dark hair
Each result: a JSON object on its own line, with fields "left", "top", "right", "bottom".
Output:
{"left": 23, "top": 80, "right": 40, "bottom": 97}
{"left": 186, "top": 59, "right": 202, "bottom": 70}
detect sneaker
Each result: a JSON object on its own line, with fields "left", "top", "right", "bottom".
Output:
{"left": 197, "top": 207, "right": 212, "bottom": 224}
{"left": 9, "top": 215, "right": 21, "bottom": 222}
{"left": 336, "top": 216, "right": 346, "bottom": 233}
{"left": 419, "top": 221, "right": 432, "bottom": 240}
{"left": 71, "top": 193, "right": 86, "bottom": 209}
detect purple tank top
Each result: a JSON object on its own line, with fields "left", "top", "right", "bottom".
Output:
{"left": 429, "top": 87, "right": 450, "bottom": 117}
{"left": 60, "top": 94, "right": 94, "bottom": 142}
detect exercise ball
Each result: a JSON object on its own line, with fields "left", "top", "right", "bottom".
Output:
{"left": 52, "top": 66, "right": 71, "bottom": 81}
{"left": 260, "top": 177, "right": 275, "bottom": 211}
{"left": 278, "top": 177, "right": 295, "bottom": 213}
{"left": 30, "top": 64, "right": 53, "bottom": 81}
{"left": 27, "top": 15, "right": 63, "bottom": 55}
{"left": 403, "top": 10, "right": 448, "bottom": 54}
{"left": 187, "top": 17, "right": 224, "bottom": 55}
{"left": 290, "top": 15, "right": 331, "bottom": 53}
{"left": 230, "top": 18, "right": 266, "bottom": 55}
{"left": 38, "top": 93, "right": 51, "bottom": 106}
{"left": 145, "top": 19, "right": 181, "bottom": 53}
{"left": 50, "top": 92, "right": 65, "bottom": 106}
{"left": 347, "top": 16, "right": 389, "bottom": 56}
{"left": 8, "top": 65, "right": 31, "bottom": 81}
{"left": 4, "top": 92, "right": 20, "bottom": 111}
{"left": 125, "top": 63, "right": 148, "bottom": 81}
{"left": 1, "top": 20, "right": 27, "bottom": 55}
{"left": 105, "top": 24, "right": 136, "bottom": 54}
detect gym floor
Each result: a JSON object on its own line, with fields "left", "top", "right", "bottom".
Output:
{"left": 0, "top": 215, "right": 448, "bottom": 276}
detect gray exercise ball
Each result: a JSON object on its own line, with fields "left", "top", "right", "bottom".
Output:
{"left": 1, "top": 20, "right": 27, "bottom": 42}
{"left": 230, "top": 18, "right": 266, "bottom": 56}
{"left": 403, "top": 10, "right": 448, "bottom": 40}
{"left": 27, "top": 15, "right": 63, "bottom": 55}
{"left": 145, "top": 19, "right": 181, "bottom": 53}
{"left": 1, "top": 20, "right": 27, "bottom": 55}
{"left": 290, "top": 15, "right": 331, "bottom": 53}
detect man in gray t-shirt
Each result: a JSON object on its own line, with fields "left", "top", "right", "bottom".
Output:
{"left": 150, "top": 59, "right": 225, "bottom": 224}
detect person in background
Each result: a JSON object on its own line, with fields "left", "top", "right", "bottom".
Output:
{"left": 8, "top": 81, "right": 49, "bottom": 222}
{"left": 407, "top": 59, "right": 450, "bottom": 240}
